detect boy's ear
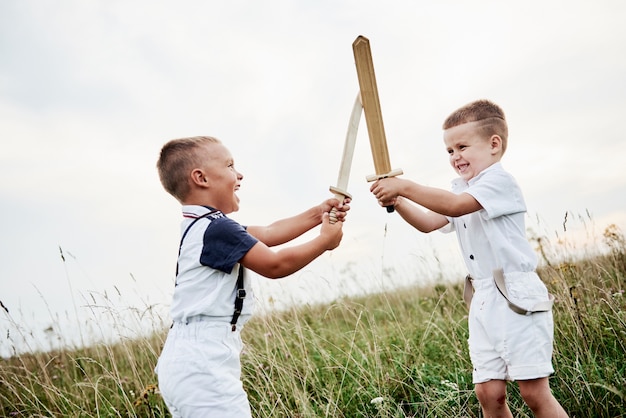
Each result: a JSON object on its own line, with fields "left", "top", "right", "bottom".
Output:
{"left": 490, "top": 135, "right": 503, "bottom": 154}
{"left": 190, "top": 169, "right": 209, "bottom": 187}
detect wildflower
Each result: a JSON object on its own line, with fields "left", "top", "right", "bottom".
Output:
{"left": 370, "top": 396, "right": 384, "bottom": 404}
{"left": 440, "top": 379, "right": 459, "bottom": 391}
{"left": 133, "top": 384, "right": 159, "bottom": 407}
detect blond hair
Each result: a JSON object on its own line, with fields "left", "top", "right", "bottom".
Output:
{"left": 443, "top": 100, "right": 508, "bottom": 154}
{"left": 157, "top": 136, "right": 221, "bottom": 202}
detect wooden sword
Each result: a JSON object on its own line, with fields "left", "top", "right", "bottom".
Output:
{"left": 352, "top": 35, "right": 403, "bottom": 213}
{"left": 329, "top": 93, "right": 362, "bottom": 224}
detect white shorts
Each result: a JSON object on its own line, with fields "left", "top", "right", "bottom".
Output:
{"left": 155, "top": 319, "right": 252, "bottom": 418}
{"left": 468, "top": 272, "right": 555, "bottom": 384}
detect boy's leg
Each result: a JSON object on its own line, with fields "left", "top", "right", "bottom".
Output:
{"left": 475, "top": 379, "right": 513, "bottom": 418}
{"left": 517, "top": 378, "right": 568, "bottom": 418}
{"left": 156, "top": 322, "right": 252, "bottom": 418}
{"left": 468, "top": 279, "right": 512, "bottom": 415}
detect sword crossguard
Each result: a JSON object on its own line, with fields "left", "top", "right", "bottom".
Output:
{"left": 365, "top": 168, "right": 404, "bottom": 183}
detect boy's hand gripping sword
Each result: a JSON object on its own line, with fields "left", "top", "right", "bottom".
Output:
{"left": 352, "top": 35, "right": 403, "bottom": 213}
{"left": 329, "top": 94, "right": 362, "bottom": 224}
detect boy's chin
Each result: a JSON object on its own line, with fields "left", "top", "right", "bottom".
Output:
{"left": 458, "top": 170, "right": 475, "bottom": 182}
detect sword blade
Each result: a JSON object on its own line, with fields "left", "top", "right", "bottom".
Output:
{"left": 352, "top": 35, "right": 403, "bottom": 213}
{"left": 335, "top": 94, "right": 362, "bottom": 191}
{"left": 352, "top": 35, "right": 392, "bottom": 176}
{"left": 329, "top": 94, "right": 362, "bottom": 223}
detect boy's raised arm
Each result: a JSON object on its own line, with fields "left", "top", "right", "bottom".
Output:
{"left": 241, "top": 212, "right": 343, "bottom": 279}
{"left": 371, "top": 177, "right": 481, "bottom": 218}
{"left": 247, "top": 198, "right": 350, "bottom": 247}
{"left": 393, "top": 197, "right": 449, "bottom": 233}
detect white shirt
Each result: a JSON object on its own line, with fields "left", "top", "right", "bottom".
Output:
{"left": 169, "top": 205, "right": 258, "bottom": 323}
{"left": 443, "top": 162, "right": 537, "bottom": 279}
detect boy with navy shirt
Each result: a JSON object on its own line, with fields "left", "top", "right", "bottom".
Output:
{"left": 155, "top": 136, "right": 349, "bottom": 417}
{"left": 370, "top": 100, "right": 568, "bottom": 417}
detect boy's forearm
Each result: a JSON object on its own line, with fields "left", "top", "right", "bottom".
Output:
{"left": 275, "top": 236, "right": 329, "bottom": 276}
{"left": 401, "top": 181, "right": 478, "bottom": 217}
{"left": 249, "top": 236, "right": 330, "bottom": 279}
{"left": 251, "top": 206, "right": 321, "bottom": 247}
{"left": 395, "top": 197, "right": 448, "bottom": 232}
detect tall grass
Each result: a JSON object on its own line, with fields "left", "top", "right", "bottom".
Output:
{"left": 1, "top": 222, "right": 624, "bottom": 417}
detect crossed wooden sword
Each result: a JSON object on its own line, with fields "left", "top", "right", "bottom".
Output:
{"left": 329, "top": 35, "right": 403, "bottom": 223}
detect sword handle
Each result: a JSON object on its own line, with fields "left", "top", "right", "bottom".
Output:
{"left": 365, "top": 168, "right": 403, "bottom": 214}
{"left": 329, "top": 202, "right": 342, "bottom": 224}
{"left": 329, "top": 187, "right": 351, "bottom": 224}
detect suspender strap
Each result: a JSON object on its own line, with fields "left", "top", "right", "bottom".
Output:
{"left": 175, "top": 208, "right": 247, "bottom": 331}
{"left": 176, "top": 210, "right": 219, "bottom": 276}
{"left": 230, "top": 265, "right": 246, "bottom": 331}
{"left": 463, "top": 274, "right": 474, "bottom": 309}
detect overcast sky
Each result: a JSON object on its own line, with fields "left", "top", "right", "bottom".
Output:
{"left": 1, "top": 0, "right": 625, "bottom": 356}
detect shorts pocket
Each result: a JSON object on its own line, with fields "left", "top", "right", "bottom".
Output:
{"left": 503, "top": 271, "right": 549, "bottom": 310}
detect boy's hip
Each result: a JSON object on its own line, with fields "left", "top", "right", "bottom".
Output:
{"left": 467, "top": 278, "right": 554, "bottom": 347}
{"left": 465, "top": 270, "right": 552, "bottom": 313}
{"left": 156, "top": 319, "right": 245, "bottom": 381}
{"left": 165, "top": 317, "right": 244, "bottom": 345}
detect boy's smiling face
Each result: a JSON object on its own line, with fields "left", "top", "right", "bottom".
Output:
{"left": 443, "top": 121, "right": 502, "bottom": 182}
{"left": 198, "top": 142, "right": 243, "bottom": 213}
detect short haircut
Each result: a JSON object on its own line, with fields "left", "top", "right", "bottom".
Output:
{"left": 443, "top": 99, "right": 508, "bottom": 154}
{"left": 157, "top": 136, "right": 221, "bottom": 202}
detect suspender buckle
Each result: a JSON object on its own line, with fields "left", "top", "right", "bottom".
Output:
{"left": 236, "top": 289, "right": 247, "bottom": 299}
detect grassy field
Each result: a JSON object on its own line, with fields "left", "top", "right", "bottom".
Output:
{"left": 1, "top": 223, "right": 625, "bottom": 417}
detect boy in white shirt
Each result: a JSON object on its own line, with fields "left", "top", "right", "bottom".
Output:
{"left": 370, "top": 100, "right": 567, "bottom": 417}
{"left": 155, "top": 136, "right": 349, "bottom": 417}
